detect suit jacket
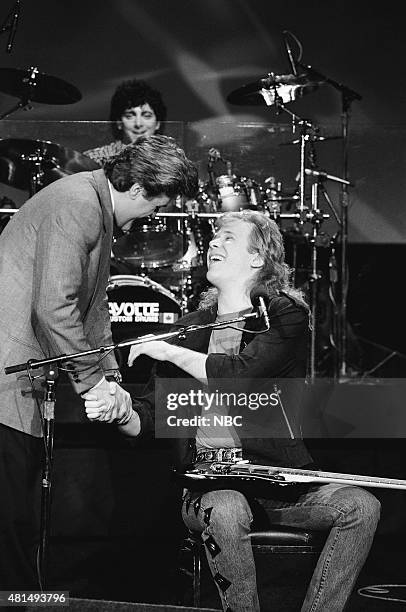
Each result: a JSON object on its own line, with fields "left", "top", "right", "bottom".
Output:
{"left": 0, "top": 169, "right": 118, "bottom": 436}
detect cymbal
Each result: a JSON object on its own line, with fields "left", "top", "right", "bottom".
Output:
{"left": 279, "top": 135, "right": 342, "bottom": 146}
{"left": 0, "top": 138, "right": 100, "bottom": 191}
{"left": 227, "top": 72, "right": 323, "bottom": 106}
{"left": 0, "top": 67, "right": 81, "bottom": 104}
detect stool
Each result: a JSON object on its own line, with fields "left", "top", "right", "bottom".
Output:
{"left": 181, "top": 527, "right": 327, "bottom": 609}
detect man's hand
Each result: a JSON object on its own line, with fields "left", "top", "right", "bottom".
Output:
{"left": 83, "top": 382, "right": 140, "bottom": 434}
{"left": 81, "top": 378, "right": 117, "bottom": 421}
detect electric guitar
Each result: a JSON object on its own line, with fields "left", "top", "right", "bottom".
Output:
{"left": 183, "top": 461, "right": 406, "bottom": 491}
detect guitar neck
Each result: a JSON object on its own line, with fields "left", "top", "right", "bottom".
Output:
{"left": 234, "top": 464, "right": 406, "bottom": 491}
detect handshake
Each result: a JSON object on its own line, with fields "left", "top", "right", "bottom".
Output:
{"left": 81, "top": 377, "right": 140, "bottom": 434}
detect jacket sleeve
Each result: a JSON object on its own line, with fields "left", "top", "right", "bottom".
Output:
{"left": 86, "top": 292, "right": 119, "bottom": 374}
{"left": 205, "top": 298, "right": 308, "bottom": 381}
{"left": 31, "top": 195, "right": 113, "bottom": 393}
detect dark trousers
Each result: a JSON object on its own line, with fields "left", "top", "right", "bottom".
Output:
{"left": 0, "top": 423, "right": 43, "bottom": 590}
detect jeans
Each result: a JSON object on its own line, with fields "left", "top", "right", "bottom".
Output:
{"left": 182, "top": 483, "right": 380, "bottom": 612}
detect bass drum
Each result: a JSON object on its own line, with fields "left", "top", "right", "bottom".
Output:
{"left": 107, "top": 275, "right": 182, "bottom": 385}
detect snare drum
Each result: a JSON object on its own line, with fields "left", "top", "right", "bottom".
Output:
{"left": 107, "top": 274, "right": 182, "bottom": 383}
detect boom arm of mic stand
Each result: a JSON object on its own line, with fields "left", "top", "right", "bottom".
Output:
{"left": 4, "top": 313, "right": 260, "bottom": 375}
{"left": 296, "top": 61, "right": 362, "bottom": 102}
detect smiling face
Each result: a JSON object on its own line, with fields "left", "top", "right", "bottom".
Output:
{"left": 118, "top": 103, "right": 160, "bottom": 142}
{"left": 206, "top": 218, "right": 263, "bottom": 293}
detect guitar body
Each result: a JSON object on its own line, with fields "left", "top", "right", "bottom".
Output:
{"left": 179, "top": 462, "right": 310, "bottom": 500}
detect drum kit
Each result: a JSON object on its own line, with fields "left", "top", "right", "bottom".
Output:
{"left": 0, "top": 66, "right": 100, "bottom": 195}
{"left": 0, "top": 31, "right": 362, "bottom": 379}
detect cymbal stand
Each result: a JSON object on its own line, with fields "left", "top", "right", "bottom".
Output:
{"left": 306, "top": 171, "right": 351, "bottom": 377}
{"left": 0, "top": 0, "right": 20, "bottom": 54}
{"left": 0, "top": 97, "right": 32, "bottom": 120}
{"left": 308, "top": 182, "right": 323, "bottom": 381}
{"left": 266, "top": 81, "right": 316, "bottom": 224}
{"left": 339, "top": 90, "right": 359, "bottom": 378}
{"left": 22, "top": 151, "right": 45, "bottom": 196}
{"left": 0, "top": 66, "right": 38, "bottom": 120}
{"left": 265, "top": 83, "right": 321, "bottom": 324}
{"left": 296, "top": 61, "right": 362, "bottom": 379}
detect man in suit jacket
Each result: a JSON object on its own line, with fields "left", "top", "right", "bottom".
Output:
{"left": 0, "top": 134, "right": 197, "bottom": 590}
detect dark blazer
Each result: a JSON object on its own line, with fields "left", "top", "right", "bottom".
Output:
{"left": 0, "top": 170, "right": 118, "bottom": 436}
{"left": 133, "top": 292, "right": 313, "bottom": 470}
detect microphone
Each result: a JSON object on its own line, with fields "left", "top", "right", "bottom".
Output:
{"left": 6, "top": 0, "right": 20, "bottom": 54}
{"left": 305, "top": 168, "right": 352, "bottom": 186}
{"left": 250, "top": 286, "right": 270, "bottom": 330}
{"left": 282, "top": 30, "right": 297, "bottom": 76}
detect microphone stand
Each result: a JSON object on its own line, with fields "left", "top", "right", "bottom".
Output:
{"left": 296, "top": 61, "right": 362, "bottom": 379}
{"left": 0, "top": 0, "right": 20, "bottom": 54}
{"left": 5, "top": 312, "right": 262, "bottom": 378}
{"left": 4, "top": 309, "right": 263, "bottom": 586}
{"left": 38, "top": 364, "right": 58, "bottom": 589}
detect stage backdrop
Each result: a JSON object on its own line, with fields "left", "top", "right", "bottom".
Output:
{"left": 0, "top": 0, "right": 405, "bottom": 243}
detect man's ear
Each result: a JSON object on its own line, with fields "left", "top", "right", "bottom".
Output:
{"left": 116, "top": 121, "right": 123, "bottom": 131}
{"left": 251, "top": 253, "right": 264, "bottom": 269}
{"left": 129, "top": 183, "right": 143, "bottom": 199}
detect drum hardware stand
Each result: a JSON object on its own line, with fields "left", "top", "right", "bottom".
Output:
{"left": 0, "top": 94, "right": 32, "bottom": 120}
{"left": 0, "top": 65, "right": 37, "bottom": 120}
{"left": 307, "top": 182, "right": 331, "bottom": 381}
{"left": 22, "top": 150, "right": 47, "bottom": 196}
{"left": 305, "top": 171, "right": 350, "bottom": 378}
{"left": 0, "top": 0, "right": 20, "bottom": 54}
{"left": 296, "top": 60, "right": 362, "bottom": 380}
{"left": 156, "top": 211, "right": 330, "bottom": 222}
{"left": 261, "top": 81, "right": 326, "bottom": 336}
{"left": 0, "top": 206, "right": 16, "bottom": 215}
{"left": 263, "top": 76, "right": 316, "bottom": 224}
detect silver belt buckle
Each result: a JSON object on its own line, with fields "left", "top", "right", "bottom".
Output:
{"left": 196, "top": 447, "right": 242, "bottom": 463}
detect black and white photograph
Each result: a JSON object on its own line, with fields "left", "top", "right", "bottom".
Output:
{"left": 0, "top": 2, "right": 405, "bottom": 610}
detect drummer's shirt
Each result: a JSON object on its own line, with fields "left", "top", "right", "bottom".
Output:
{"left": 195, "top": 308, "right": 251, "bottom": 451}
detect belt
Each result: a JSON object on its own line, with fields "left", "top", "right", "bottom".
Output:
{"left": 196, "top": 447, "right": 243, "bottom": 463}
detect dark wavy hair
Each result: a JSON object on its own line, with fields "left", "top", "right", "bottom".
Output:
{"left": 198, "top": 210, "right": 308, "bottom": 310}
{"left": 104, "top": 134, "right": 198, "bottom": 199}
{"left": 109, "top": 79, "right": 167, "bottom": 140}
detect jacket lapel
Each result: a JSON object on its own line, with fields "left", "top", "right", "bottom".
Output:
{"left": 84, "top": 170, "right": 114, "bottom": 318}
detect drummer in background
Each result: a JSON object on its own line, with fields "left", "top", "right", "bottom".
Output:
{"left": 83, "top": 78, "right": 167, "bottom": 166}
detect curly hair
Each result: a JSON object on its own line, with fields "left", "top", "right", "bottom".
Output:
{"left": 103, "top": 134, "right": 198, "bottom": 200}
{"left": 109, "top": 79, "right": 167, "bottom": 139}
{"left": 198, "top": 210, "right": 308, "bottom": 310}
